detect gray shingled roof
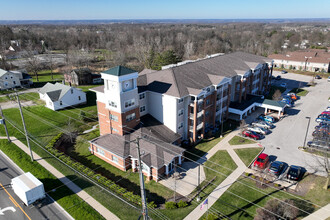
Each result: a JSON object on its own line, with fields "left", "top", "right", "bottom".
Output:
{"left": 39, "top": 82, "right": 75, "bottom": 101}
{"left": 89, "top": 128, "right": 184, "bottom": 169}
{"left": 71, "top": 68, "right": 92, "bottom": 76}
{"left": 102, "top": 65, "right": 136, "bottom": 76}
{"left": 138, "top": 52, "right": 270, "bottom": 98}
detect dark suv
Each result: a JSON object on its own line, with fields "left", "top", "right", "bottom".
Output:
{"left": 286, "top": 165, "right": 305, "bottom": 181}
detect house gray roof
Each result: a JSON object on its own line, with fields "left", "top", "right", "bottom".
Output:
{"left": 39, "top": 82, "right": 79, "bottom": 102}
{"left": 138, "top": 52, "right": 270, "bottom": 98}
{"left": 89, "top": 128, "right": 185, "bottom": 169}
{"left": 102, "top": 65, "right": 136, "bottom": 76}
{"left": 71, "top": 68, "right": 92, "bottom": 76}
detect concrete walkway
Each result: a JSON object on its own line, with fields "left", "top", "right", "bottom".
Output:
{"left": 83, "top": 124, "right": 98, "bottom": 134}
{"left": 302, "top": 204, "right": 330, "bottom": 220}
{"left": 184, "top": 130, "right": 261, "bottom": 220}
{"left": 0, "top": 137, "right": 120, "bottom": 220}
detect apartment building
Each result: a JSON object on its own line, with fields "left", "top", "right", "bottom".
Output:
{"left": 89, "top": 52, "right": 272, "bottom": 180}
{"left": 269, "top": 49, "right": 330, "bottom": 73}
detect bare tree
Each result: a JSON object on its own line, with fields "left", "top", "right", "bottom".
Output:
{"left": 24, "top": 46, "right": 42, "bottom": 82}
{"left": 272, "top": 89, "right": 282, "bottom": 101}
{"left": 239, "top": 119, "right": 247, "bottom": 133}
{"left": 255, "top": 199, "right": 299, "bottom": 220}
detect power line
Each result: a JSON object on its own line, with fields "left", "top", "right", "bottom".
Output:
{"left": 3, "top": 117, "right": 169, "bottom": 220}
{"left": 13, "top": 91, "right": 326, "bottom": 215}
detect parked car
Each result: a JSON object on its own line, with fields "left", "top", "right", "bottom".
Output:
{"left": 268, "top": 161, "right": 288, "bottom": 176}
{"left": 328, "top": 76, "right": 330, "bottom": 82}
{"left": 316, "top": 116, "right": 330, "bottom": 123}
{"left": 252, "top": 121, "right": 272, "bottom": 129}
{"left": 242, "top": 130, "right": 262, "bottom": 140}
{"left": 282, "top": 95, "right": 294, "bottom": 102}
{"left": 307, "top": 140, "right": 329, "bottom": 149}
{"left": 315, "top": 75, "right": 322, "bottom": 79}
{"left": 253, "top": 153, "right": 269, "bottom": 169}
{"left": 312, "top": 130, "right": 330, "bottom": 137}
{"left": 326, "top": 106, "right": 330, "bottom": 111}
{"left": 247, "top": 126, "right": 269, "bottom": 135}
{"left": 315, "top": 123, "right": 329, "bottom": 130}
{"left": 286, "top": 93, "right": 298, "bottom": 101}
{"left": 281, "top": 99, "right": 294, "bottom": 107}
{"left": 321, "top": 111, "right": 330, "bottom": 116}
{"left": 258, "top": 115, "right": 275, "bottom": 123}
{"left": 286, "top": 165, "right": 305, "bottom": 181}
{"left": 275, "top": 75, "right": 281, "bottom": 80}
{"left": 281, "top": 70, "right": 288, "bottom": 74}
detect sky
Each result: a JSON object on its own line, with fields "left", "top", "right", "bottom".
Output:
{"left": 0, "top": 0, "right": 329, "bottom": 20}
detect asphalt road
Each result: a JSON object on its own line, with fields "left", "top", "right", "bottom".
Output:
{"left": 260, "top": 71, "right": 330, "bottom": 176}
{"left": 0, "top": 151, "right": 72, "bottom": 220}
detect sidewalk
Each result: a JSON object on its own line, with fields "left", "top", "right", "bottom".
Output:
{"left": 0, "top": 136, "right": 120, "bottom": 220}
{"left": 184, "top": 131, "right": 258, "bottom": 220}
{"left": 302, "top": 204, "right": 330, "bottom": 220}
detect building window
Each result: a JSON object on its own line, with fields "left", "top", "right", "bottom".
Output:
{"left": 111, "top": 127, "right": 119, "bottom": 133}
{"left": 97, "top": 147, "right": 105, "bottom": 156}
{"left": 206, "top": 99, "right": 210, "bottom": 105}
{"left": 60, "top": 101, "right": 63, "bottom": 105}
{"left": 126, "top": 113, "right": 136, "bottom": 122}
{"left": 178, "top": 109, "right": 184, "bottom": 116}
{"left": 5, "top": 77, "right": 7, "bottom": 80}
{"left": 78, "top": 96, "right": 81, "bottom": 100}
{"left": 112, "top": 155, "right": 119, "bottom": 163}
{"left": 205, "top": 111, "right": 209, "bottom": 117}
{"left": 125, "top": 99, "right": 135, "bottom": 108}
{"left": 178, "top": 122, "right": 183, "bottom": 130}
{"left": 109, "top": 101, "right": 117, "bottom": 108}
{"left": 71, "top": 89, "right": 73, "bottom": 94}
{"left": 140, "top": 106, "right": 146, "bottom": 113}
{"left": 110, "top": 114, "right": 118, "bottom": 122}
{"left": 139, "top": 93, "right": 145, "bottom": 100}
{"left": 178, "top": 98, "right": 183, "bottom": 103}
{"left": 13, "top": 81, "right": 16, "bottom": 85}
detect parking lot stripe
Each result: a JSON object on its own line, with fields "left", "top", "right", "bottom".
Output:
{"left": 0, "top": 182, "right": 31, "bottom": 220}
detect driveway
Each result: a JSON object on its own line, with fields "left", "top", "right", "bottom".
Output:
{"left": 261, "top": 72, "right": 329, "bottom": 176}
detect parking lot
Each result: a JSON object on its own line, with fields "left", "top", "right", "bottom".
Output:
{"left": 259, "top": 71, "right": 329, "bottom": 176}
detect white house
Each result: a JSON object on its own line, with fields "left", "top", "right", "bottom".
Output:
{"left": 39, "top": 82, "right": 87, "bottom": 111}
{"left": 0, "top": 68, "right": 21, "bottom": 90}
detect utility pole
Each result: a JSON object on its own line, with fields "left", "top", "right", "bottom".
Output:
{"left": 303, "top": 116, "right": 311, "bottom": 148}
{"left": 16, "top": 92, "right": 34, "bottom": 162}
{"left": 0, "top": 105, "right": 10, "bottom": 142}
{"left": 134, "top": 137, "right": 148, "bottom": 220}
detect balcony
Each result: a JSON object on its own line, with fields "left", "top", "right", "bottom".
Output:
{"left": 189, "top": 126, "right": 194, "bottom": 132}
{"left": 197, "top": 110, "right": 204, "bottom": 118}
{"left": 196, "top": 122, "right": 204, "bottom": 131}
{"left": 189, "top": 113, "right": 194, "bottom": 120}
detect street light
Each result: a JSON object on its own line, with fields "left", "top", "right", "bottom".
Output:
{"left": 303, "top": 116, "right": 311, "bottom": 148}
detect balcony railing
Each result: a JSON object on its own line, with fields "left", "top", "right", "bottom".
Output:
{"left": 189, "top": 126, "right": 194, "bottom": 132}
{"left": 196, "top": 122, "right": 204, "bottom": 131}
{"left": 197, "top": 110, "right": 204, "bottom": 118}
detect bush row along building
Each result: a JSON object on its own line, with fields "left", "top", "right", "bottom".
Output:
{"left": 89, "top": 51, "right": 273, "bottom": 181}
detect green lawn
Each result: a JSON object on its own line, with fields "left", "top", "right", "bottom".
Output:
{"left": 228, "top": 136, "right": 256, "bottom": 145}
{"left": 0, "top": 108, "right": 147, "bottom": 219}
{"left": 32, "top": 74, "right": 64, "bottom": 82}
{"left": 289, "top": 88, "right": 309, "bottom": 96}
{"left": 185, "top": 120, "right": 239, "bottom": 161}
{"left": 71, "top": 132, "right": 176, "bottom": 204}
{"left": 203, "top": 174, "right": 329, "bottom": 220}
{"left": 234, "top": 148, "right": 263, "bottom": 167}
{"left": 0, "top": 92, "right": 41, "bottom": 103}
{"left": 0, "top": 140, "right": 105, "bottom": 220}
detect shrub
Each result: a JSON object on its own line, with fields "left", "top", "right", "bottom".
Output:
{"left": 177, "top": 200, "right": 188, "bottom": 208}
{"left": 148, "top": 201, "right": 157, "bottom": 209}
{"left": 165, "top": 201, "right": 177, "bottom": 209}
{"left": 251, "top": 175, "right": 256, "bottom": 179}
{"left": 245, "top": 172, "right": 250, "bottom": 176}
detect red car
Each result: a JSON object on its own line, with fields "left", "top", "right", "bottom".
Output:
{"left": 242, "top": 130, "right": 261, "bottom": 140}
{"left": 253, "top": 153, "right": 269, "bottom": 169}
{"left": 321, "top": 111, "right": 330, "bottom": 116}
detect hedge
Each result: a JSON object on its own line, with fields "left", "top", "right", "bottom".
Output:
{"left": 44, "top": 132, "right": 156, "bottom": 209}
